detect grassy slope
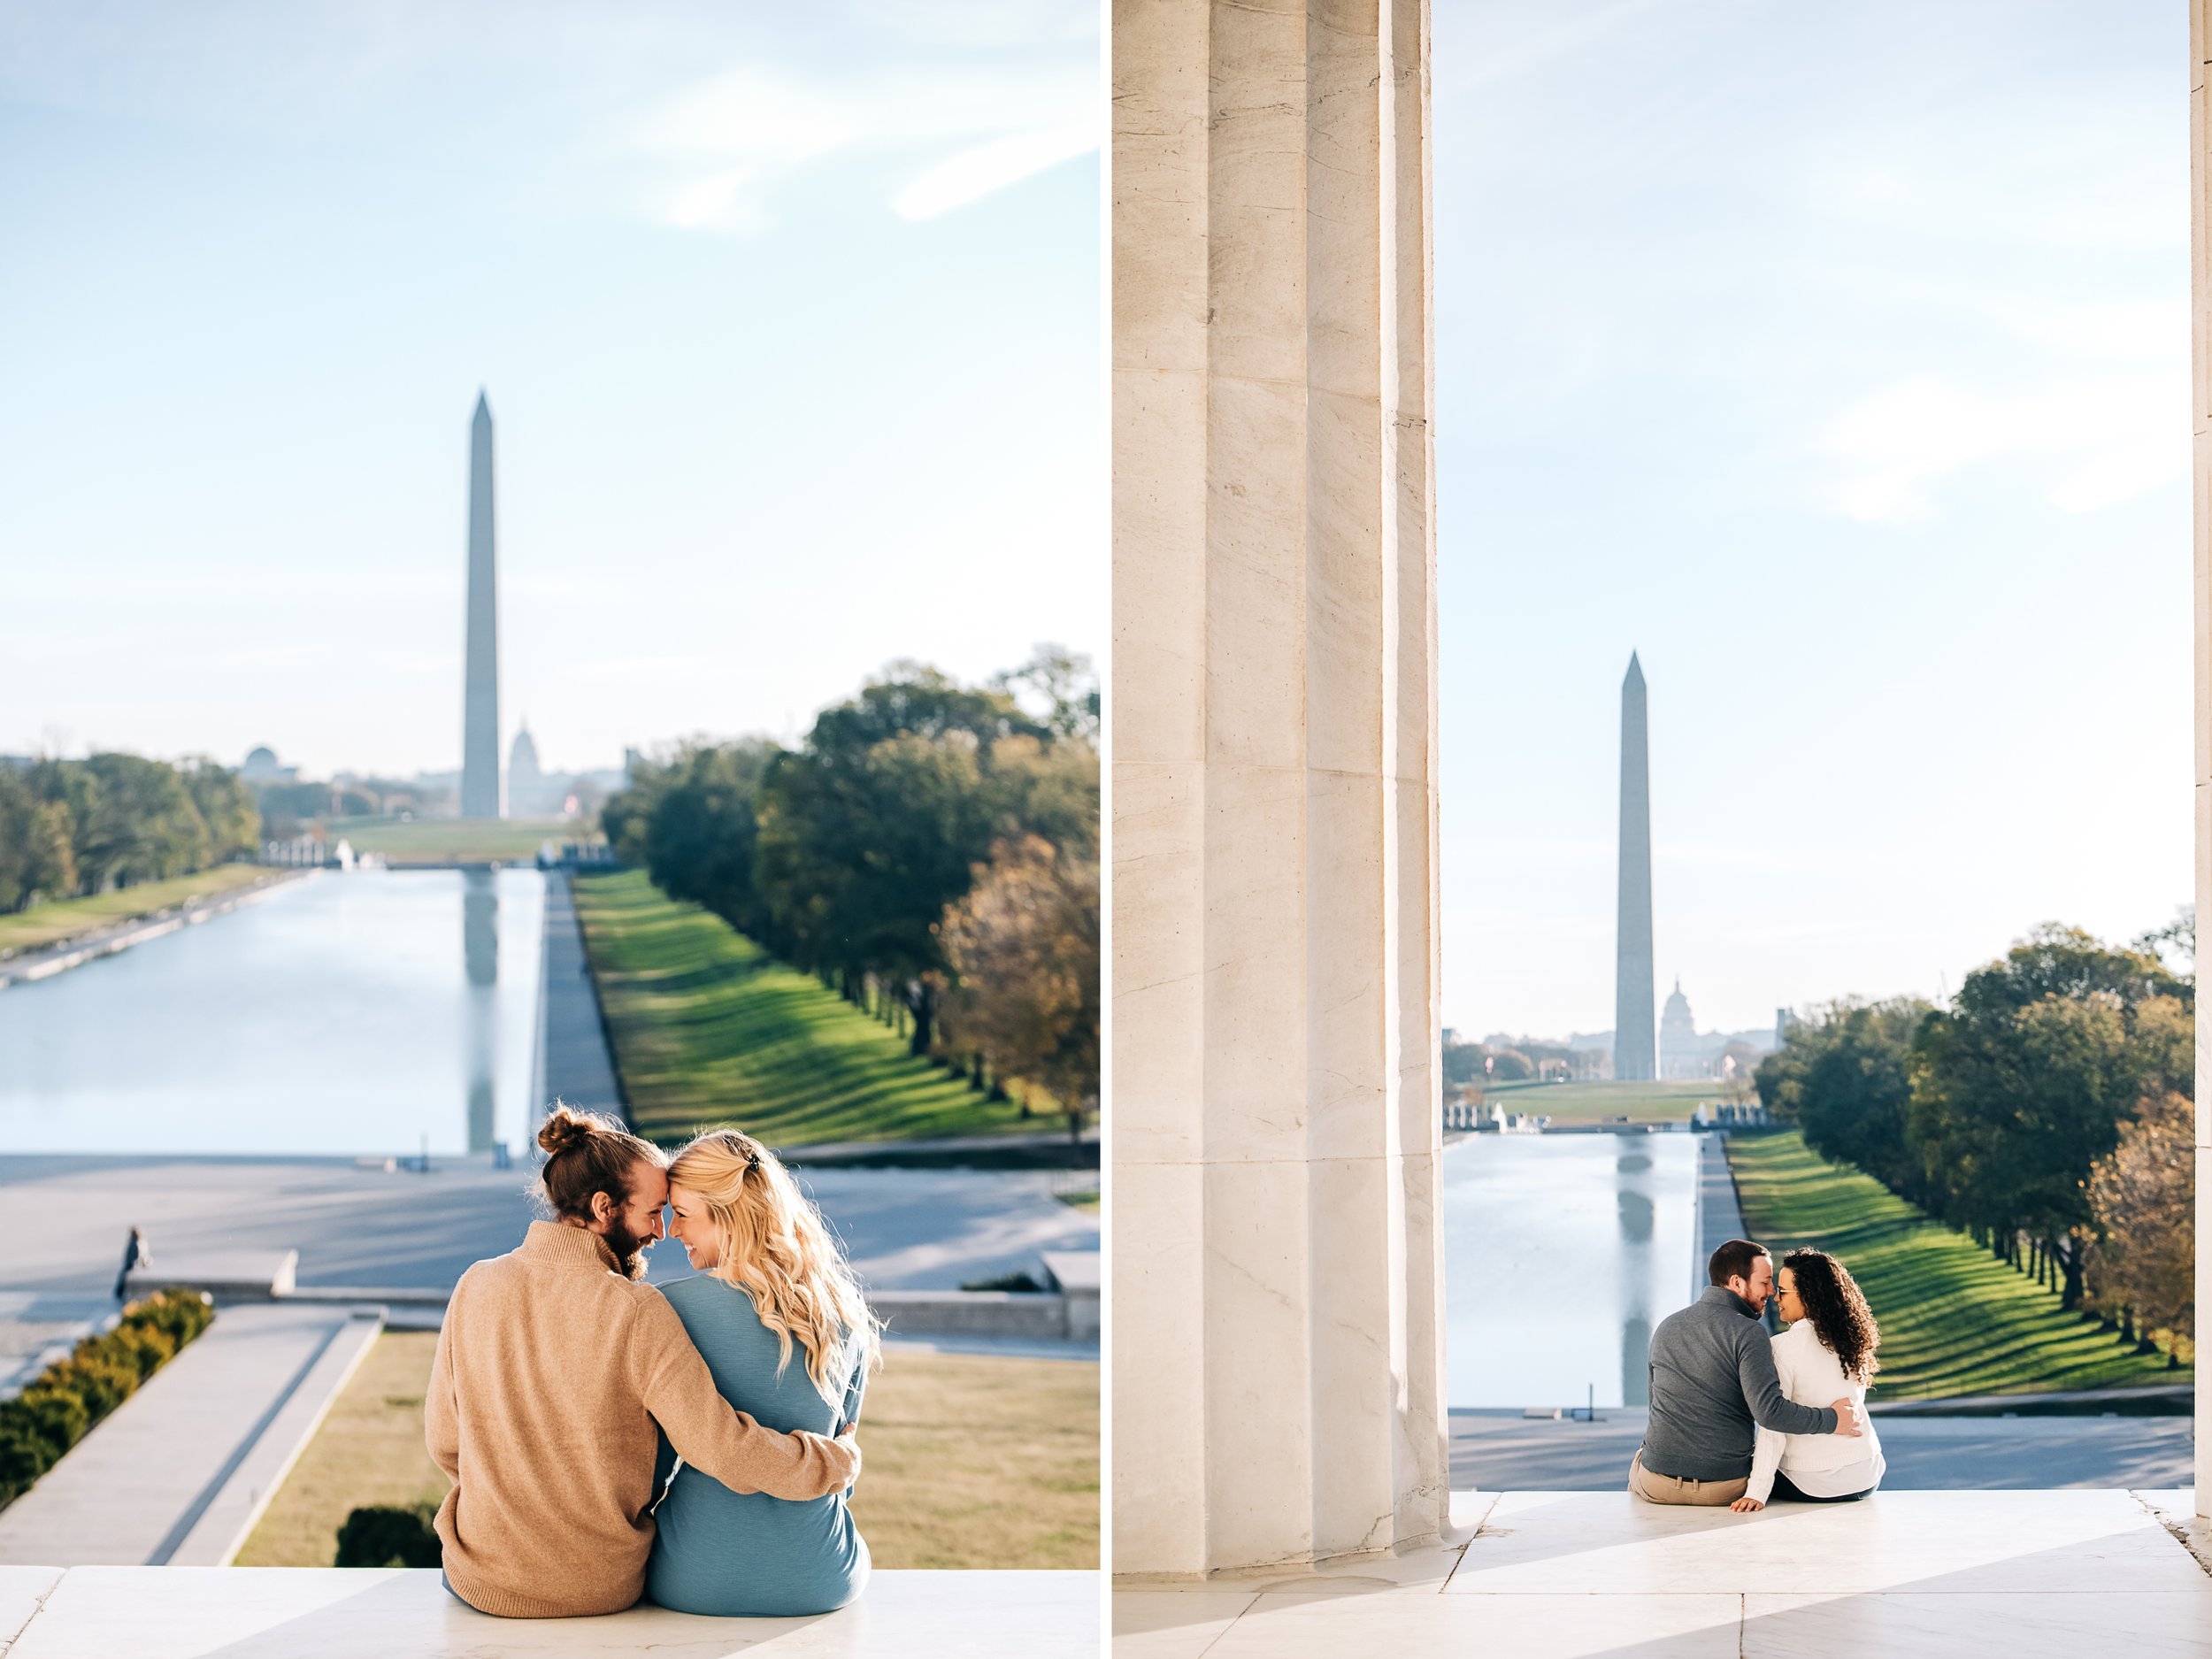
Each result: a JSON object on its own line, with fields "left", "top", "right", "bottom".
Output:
{"left": 326, "top": 817, "right": 589, "bottom": 863}
{"left": 236, "top": 1332, "right": 1098, "bottom": 1570}
{"left": 0, "top": 864, "right": 282, "bottom": 958}
{"left": 572, "top": 870, "right": 1033, "bottom": 1147}
{"left": 1482, "top": 1079, "right": 1722, "bottom": 1124}
{"left": 1726, "top": 1130, "right": 2188, "bottom": 1400}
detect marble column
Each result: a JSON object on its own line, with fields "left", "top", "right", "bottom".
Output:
{"left": 1111, "top": 0, "right": 1447, "bottom": 1576}
{"left": 2191, "top": 0, "right": 2212, "bottom": 1517}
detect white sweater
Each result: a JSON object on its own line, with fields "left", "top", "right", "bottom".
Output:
{"left": 1747, "top": 1319, "right": 1886, "bottom": 1503}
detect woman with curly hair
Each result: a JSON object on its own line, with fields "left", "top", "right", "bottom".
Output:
{"left": 1732, "top": 1248, "right": 1886, "bottom": 1510}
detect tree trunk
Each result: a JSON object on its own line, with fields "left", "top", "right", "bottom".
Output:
{"left": 2056, "top": 1238, "right": 2085, "bottom": 1309}
{"left": 905, "top": 983, "right": 933, "bottom": 1056}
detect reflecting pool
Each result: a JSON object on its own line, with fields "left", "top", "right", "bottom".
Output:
{"left": 0, "top": 869, "right": 545, "bottom": 1156}
{"left": 1445, "top": 1131, "right": 1701, "bottom": 1409}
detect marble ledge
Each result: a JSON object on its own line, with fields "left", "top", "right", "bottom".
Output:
{"left": 3, "top": 1567, "right": 1100, "bottom": 1659}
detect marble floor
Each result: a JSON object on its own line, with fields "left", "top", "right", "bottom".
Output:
{"left": 0, "top": 1566, "right": 1100, "bottom": 1657}
{"left": 1115, "top": 1490, "right": 2212, "bottom": 1657}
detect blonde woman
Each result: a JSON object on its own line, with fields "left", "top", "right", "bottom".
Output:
{"left": 646, "top": 1129, "right": 879, "bottom": 1617}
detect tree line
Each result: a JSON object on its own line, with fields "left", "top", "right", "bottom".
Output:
{"left": 1755, "top": 918, "right": 2193, "bottom": 1359}
{"left": 602, "top": 650, "right": 1099, "bottom": 1138}
{"left": 0, "top": 755, "right": 259, "bottom": 914}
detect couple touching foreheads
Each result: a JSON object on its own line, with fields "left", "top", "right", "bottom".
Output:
{"left": 426, "top": 1106, "right": 876, "bottom": 1619}
{"left": 1631, "top": 1238, "right": 1886, "bottom": 1511}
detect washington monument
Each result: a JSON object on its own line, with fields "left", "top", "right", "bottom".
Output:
{"left": 1614, "top": 652, "right": 1655, "bottom": 1081}
{"left": 461, "top": 391, "right": 500, "bottom": 819}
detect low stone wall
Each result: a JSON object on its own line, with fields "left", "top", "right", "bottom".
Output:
{"left": 870, "top": 1291, "right": 1081, "bottom": 1341}
{"left": 130, "top": 1265, "right": 1101, "bottom": 1345}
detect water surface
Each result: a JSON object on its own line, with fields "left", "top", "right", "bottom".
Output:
{"left": 1446, "top": 1132, "right": 1701, "bottom": 1409}
{"left": 0, "top": 869, "right": 545, "bottom": 1156}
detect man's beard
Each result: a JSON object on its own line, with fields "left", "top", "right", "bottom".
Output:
{"left": 602, "top": 1220, "right": 651, "bottom": 1280}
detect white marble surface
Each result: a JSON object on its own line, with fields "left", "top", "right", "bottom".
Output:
{"left": 0, "top": 1569, "right": 60, "bottom": 1655}
{"left": 10, "top": 1568, "right": 1099, "bottom": 1657}
{"left": 1744, "top": 1591, "right": 2212, "bottom": 1657}
{"left": 1113, "top": 1490, "right": 2212, "bottom": 1656}
{"left": 1449, "top": 1488, "right": 2207, "bottom": 1596}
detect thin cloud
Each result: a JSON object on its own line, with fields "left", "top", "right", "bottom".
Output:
{"left": 894, "top": 124, "right": 1094, "bottom": 220}
{"left": 632, "top": 60, "right": 1091, "bottom": 232}
{"left": 1813, "top": 372, "right": 2185, "bottom": 522}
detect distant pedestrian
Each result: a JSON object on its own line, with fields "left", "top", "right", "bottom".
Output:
{"left": 115, "top": 1226, "right": 148, "bottom": 1302}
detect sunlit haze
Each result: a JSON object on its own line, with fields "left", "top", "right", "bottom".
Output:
{"left": 1437, "top": 1, "right": 2189, "bottom": 1041}
{"left": 0, "top": 1, "right": 1100, "bottom": 780}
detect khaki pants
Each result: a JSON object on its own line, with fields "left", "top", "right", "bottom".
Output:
{"left": 1628, "top": 1451, "right": 1747, "bottom": 1507}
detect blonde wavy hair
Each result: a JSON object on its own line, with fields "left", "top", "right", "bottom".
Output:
{"left": 665, "top": 1129, "right": 881, "bottom": 1402}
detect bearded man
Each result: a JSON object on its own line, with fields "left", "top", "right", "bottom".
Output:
{"left": 426, "top": 1105, "right": 861, "bottom": 1617}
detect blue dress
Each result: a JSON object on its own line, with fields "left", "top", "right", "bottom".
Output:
{"left": 645, "top": 1274, "right": 869, "bottom": 1617}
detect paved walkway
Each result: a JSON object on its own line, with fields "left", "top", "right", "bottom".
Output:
{"left": 1694, "top": 1130, "right": 1747, "bottom": 1294}
{"left": 1449, "top": 1406, "right": 2193, "bottom": 1491}
{"left": 534, "top": 871, "right": 624, "bottom": 1121}
{"left": 0, "top": 1304, "right": 380, "bottom": 1568}
{"left": 1117, "top": 1488, "right": 2212, "bottom": 1656}
{"left": 0, "top": 1156, "right": 1097, "bottom": 1298}
{"left": 1, "top": 1565, "right": 1097, "bottom": 1656}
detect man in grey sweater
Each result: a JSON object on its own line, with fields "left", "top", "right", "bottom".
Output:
{"left": 1629, "top": 1239, "right": 1862, "bottom": 1506}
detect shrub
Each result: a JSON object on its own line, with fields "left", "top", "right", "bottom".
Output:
{"left": 0, "top": 1287, "right": 213, "bottom": 1515}
{"left": 51, "top": 1349, "right": 137, "bottom": 1419}
{"left": 8, "top": 1386, "right": 89, "bottom": 1466}
{"left": 0, "top": 1426, "right": 53, "bottom": 1504}
{"left": 959, "top": 1270, "right": 1048, "bottom": 1294}
{"left": 335, "top": 1502, "right": 442, "bottom": 1568}
{"left": 110, "top": 1325, "right": 175, "bottom": 1381}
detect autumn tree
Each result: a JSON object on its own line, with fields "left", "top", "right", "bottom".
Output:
{"left": 2085, "top": 1082, "right": 2193, "bottom": 1359}
{"left": 938, "top": 833, "right": 1100, "bottom": 1141}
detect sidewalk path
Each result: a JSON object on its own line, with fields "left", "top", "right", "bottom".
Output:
{"left": 534, "top": 871, "right": 624, "bottom": 1121}
{"left": 0, "top": 1304, "right": 379, "bottom": 1567}
{"left": 1694, "top": 1130, "right": 1747, "bottom": 1294}
{"left": 0, "top": 1156, "right": 1098, "bottom": 1298}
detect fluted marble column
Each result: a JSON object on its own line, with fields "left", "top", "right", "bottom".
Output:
{"left": 1111, "top": 0, "right": 1446, "bottom": 1577}
{"left": 2191, "top": 0, "right": 2212, "bottom": 1517}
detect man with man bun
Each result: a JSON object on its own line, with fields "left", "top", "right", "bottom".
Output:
{"left": 426, "top": 1104, "right": 862, "bottom": 1617}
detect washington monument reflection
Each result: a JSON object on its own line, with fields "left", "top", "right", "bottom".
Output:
{"left": 464, "top": 868, "right": 497, "bottom": 1153}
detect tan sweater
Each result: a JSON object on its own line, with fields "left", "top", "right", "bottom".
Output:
{"left": 426, "top": 1220, "right": 861, "bottom": 1617}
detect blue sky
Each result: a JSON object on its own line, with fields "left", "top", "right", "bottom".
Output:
{"left": 0, "top": 1, "right": 1099, "bottom": 780}
{"left": 1435, "top": 1, "right": 2192, "bottom": 1038}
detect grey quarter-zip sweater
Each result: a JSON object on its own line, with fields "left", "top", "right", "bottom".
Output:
{"left": 1639, "top": 1286, "right": 1839, "bottom": 1481}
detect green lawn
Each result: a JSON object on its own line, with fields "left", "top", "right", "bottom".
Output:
{"left": 326, "top": 817, "right": 592, "bottom": 864}
{"left": 572, "top": 870, "right": 1039, "bottom": 1148}
{"left": 1725, "top": 1130, "right": 2188, "bottom": 1400}
{"left": 237, "top": 1333, "right": 1097, "bottom": 1570}
{"left": 0, "top": 864, "right": 284, "bottom": 958}
{"left": 1482, "top": 1079, "right": 1722, "bottom": 1124}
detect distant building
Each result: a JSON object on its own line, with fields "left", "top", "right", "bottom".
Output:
{"left": 241, "top": 746, "right": 297, "bottom": 783}
{"left": 507, "top": 723, "right": 555, "bottom": 817}
{"left": 1659, "top": 979, "right": 1701, "bottom": 1079}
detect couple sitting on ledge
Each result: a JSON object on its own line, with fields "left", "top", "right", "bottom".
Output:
{"left": 426, "top": 1105, "right": 874, "bottom": 1619}
{"left": 1631, "top": 1238, "right": 1886, "bottom": 1511}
